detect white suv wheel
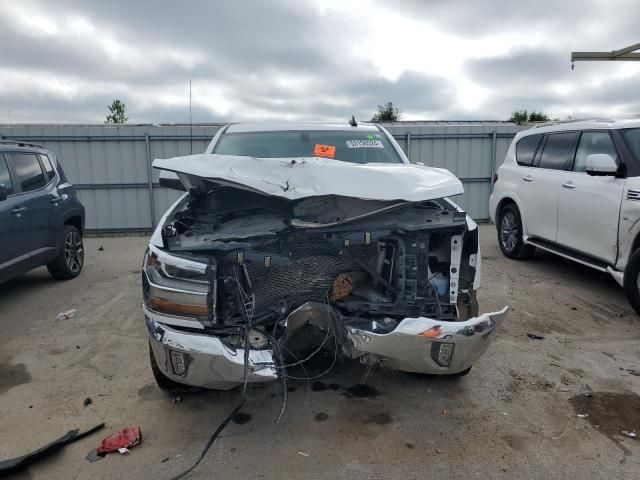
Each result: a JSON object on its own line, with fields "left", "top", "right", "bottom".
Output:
{"left": 500, "top": 212, "right": 518, "bottom": 253}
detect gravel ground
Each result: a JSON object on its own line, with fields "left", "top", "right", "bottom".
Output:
{"left": 1, "top": 225, "right": 639, "bottom": 479}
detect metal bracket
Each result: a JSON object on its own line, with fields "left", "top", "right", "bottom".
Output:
{"left": 449, "top": 235, "right": 462, "bottom": 304}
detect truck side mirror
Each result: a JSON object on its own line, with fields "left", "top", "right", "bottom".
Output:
{"left": 586, "top": 154, "right": 618, "bottom": 176}
{"left": 0, "top": 184, "right": 7, "bottom": 201}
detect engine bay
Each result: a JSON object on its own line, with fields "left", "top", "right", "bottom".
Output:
{"left": 157, "top": 185, "right": 480, "bottom": 337}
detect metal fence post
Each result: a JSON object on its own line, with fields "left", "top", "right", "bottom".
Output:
{"left": 406, "top": 132, "right": 411, "bottom": 162}
{"left": 490, "top": 130, "right": 497, "bottom": 187}
{"left": 489, "top": 130, "right": 498, "bottom": 224}
{"left": 145, "top": 133, "right": 156, "bottom": 228}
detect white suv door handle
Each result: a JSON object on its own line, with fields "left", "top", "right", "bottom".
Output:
{"left": 562, "top": 182, "right": 576, "bottom": 189}
{"left": 522, "top": 176, "right": 533, "bottom": 182}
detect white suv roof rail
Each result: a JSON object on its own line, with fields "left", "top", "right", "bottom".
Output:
{"left": 531, "top": 117, "right": 615, "bottom": 128}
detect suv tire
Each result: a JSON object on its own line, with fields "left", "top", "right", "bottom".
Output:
{"left": 47, "top": 225, "right": 84, "bottom": 279}
{"left": 497, "top": 204, "right": 535, "bottom": 259}
{"left": 623, "top": 248, "right": 640, "bottom": 315}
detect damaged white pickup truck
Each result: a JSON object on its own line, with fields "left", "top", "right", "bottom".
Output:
{"left": 143, "top": 121, "right": 508, "bottom": 391}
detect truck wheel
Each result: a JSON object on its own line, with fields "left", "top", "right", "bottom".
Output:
{"left": 149, "top": 342, "right": 185, "bottom": 391}
{"left": 47, "top": 225, "right": 84, "bottom": 279}
{"left": 497, "top": 204, "right": 535, "bottom": 259}
{"left": 623, "top": 249, "right": 640, "bottom": 315}
{"left": 448, "top": 366, "right": 472, "bottom": 378}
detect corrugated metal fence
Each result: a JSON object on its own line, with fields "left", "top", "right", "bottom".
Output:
{"left": 0, "top": 122, "right": 525, "bottom": 231}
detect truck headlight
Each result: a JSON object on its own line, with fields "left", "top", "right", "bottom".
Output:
{"left": 143, "top": 245, "right": 212, "bottom": 319}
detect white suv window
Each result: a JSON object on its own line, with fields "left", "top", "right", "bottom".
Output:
{"left": 537, "top": 132, "right": 579, "bottom": 170}
{"left": 573, "top": 131, "right": 618, "bottom": 173}
{"left": 515, "top": 134, "right": 542, "bottom": 166}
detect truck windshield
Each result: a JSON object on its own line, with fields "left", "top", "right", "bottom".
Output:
{"left": 213, "top": 130, "right": 404, "bottom": 164}
{"left": 623, "top": 128, "right": 640, "bottom": 161}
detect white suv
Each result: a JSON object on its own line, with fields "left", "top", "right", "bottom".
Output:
{"left": 489, "top": 118, "right": 640, "bottom": 313}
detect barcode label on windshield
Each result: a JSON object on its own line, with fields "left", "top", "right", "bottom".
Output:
{"left": 346, "top": 140, "right": 384, "bottom": 149}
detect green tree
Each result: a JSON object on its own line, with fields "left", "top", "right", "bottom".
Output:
{"left": 509, "top": 109, "right": 551, "bottom": 125}
{"left": 509, "top": 109, "right": 529, "bottom": 125}
{"left": 528, "top": 111, "right": 550, "bottom": 122}
{"left": 105, "top": 99, "right": 129, "bottom": 124}
{"left": 371, "top": 102, "right": 401, "bottom": 122}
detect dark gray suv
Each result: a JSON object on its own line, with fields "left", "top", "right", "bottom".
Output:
{"left": 0, "top": 140, "right": 85, "bottom": 284}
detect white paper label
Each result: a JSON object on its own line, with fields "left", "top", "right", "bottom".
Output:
{"left": 346, "top": 140, "right": 384, "bottom": 149}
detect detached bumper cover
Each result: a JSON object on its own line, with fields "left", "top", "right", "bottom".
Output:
{"left": 145, "top": 307, "right": 507, "bottom": 389}
{"left": 347, "top": 307, "right": 508, "bottom": 374}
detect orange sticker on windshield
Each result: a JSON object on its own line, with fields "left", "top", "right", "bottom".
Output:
{"left": 313, "top": 144, "right": 336, "bottom": 158}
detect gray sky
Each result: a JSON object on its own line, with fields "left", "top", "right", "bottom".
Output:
{"left": 1, "top": 0, "right": 639, "bottom": 123}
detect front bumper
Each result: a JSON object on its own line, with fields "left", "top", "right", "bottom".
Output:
{"left": 145, "top": 305, "right": 507, "bottom": 389}
{"left": 146, "top": 309, "right": 277, "bottom": 391}
{"left": 346, "top": 307, "right": 508, "bottom": 374}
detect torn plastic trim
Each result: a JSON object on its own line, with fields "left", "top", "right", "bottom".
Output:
{"left": 0, "top": 424, "right": 105, "bottom": 475}
{"left": 290, "top": 201, "right": 410, "bottom": 228}
{"left": 150, "top": 193, "right": 188, "bottom": 248}
{"left": 153, "top": 154, "right": 464, "bottom": 202}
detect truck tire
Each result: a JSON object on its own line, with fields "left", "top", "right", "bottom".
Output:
{"left": 497, "top": 204, "right": 535, "bottom": 260}
{"left": 47, "top": 225, "right": 84, "bottom": 279}
{"left": 448, "top": 366, "right": 472, "bottom": 378}
{"left": 623, "top": 248, "right": 640, "bottom": 315}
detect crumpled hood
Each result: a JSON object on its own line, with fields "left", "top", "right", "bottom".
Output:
{"left": 153, "top": 154, "right": 463, "bottom": 202}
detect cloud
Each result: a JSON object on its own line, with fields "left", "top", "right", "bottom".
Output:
{"left": 0, "top": 0, "right": 639, "bottom": 123}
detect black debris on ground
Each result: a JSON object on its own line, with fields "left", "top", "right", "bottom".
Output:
{"left": 232, "top": 412, "right": 252, "bottom": 425}
{"left": 343, "top": 384, "right": 379, "bottom": 399}
{"left": 311, "top": 382, "right": 328, "bottom": 392}
{"left": 314, "top": 412, "right": 329, "bottom": 422}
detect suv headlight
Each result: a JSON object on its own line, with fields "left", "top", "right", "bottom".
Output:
{"left": 143, "top": 245, "right": 212, "bottom": 319}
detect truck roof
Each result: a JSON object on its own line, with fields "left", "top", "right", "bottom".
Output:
{"left": 225, "top": 121, "right": 381, "bottom": 133}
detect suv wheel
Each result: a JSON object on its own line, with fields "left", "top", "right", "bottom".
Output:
{"left": 623, "top": 249, "right": 640, "bottom": 315}
{"left": 47, "top": 225, "right": 84, "bottom": 279}
{"left": 498, "top": 204, "right": 535, "bottom": 259}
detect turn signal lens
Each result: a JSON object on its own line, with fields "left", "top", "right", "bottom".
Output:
{"left": 419, "top": 325, "right": 442, "bottom": 338}
{"left": 149, "top": 297, "right": 209, "bottom": 317}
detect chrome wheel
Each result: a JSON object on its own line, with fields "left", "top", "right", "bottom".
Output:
{"left": 500, "top": 212, "right": 518, "bottom": 253}
{"left": 64, "top": 230, "right": 84, "bottom": 273}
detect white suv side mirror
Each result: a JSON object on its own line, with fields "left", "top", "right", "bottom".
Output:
{"left": 586, "top": 153, "right": 618, "bottom": 176}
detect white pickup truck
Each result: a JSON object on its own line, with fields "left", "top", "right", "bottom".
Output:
{"left": 142, "top": 121, "right": 508, "bottom": 391}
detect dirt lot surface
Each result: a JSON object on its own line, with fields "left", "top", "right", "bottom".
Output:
{"left": 1, "top": 225, "right": 640, "bottom": 479}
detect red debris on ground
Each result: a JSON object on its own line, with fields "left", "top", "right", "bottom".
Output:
{"left": 95, "top": 426, "right": 142, "bottom": 455}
